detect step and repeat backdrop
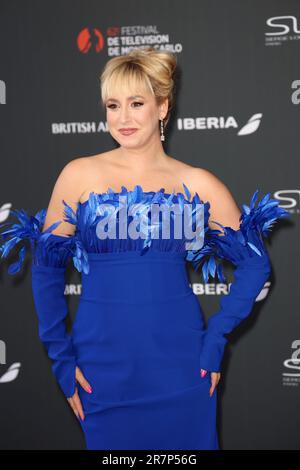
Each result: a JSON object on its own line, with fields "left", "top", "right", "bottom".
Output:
{"left": 0, "top": 0, "right": 299, "bottom": 450}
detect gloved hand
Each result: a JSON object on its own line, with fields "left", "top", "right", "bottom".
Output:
{"left": 0, "top": 206, "right": 89, "bottom": 398}
{"left": 186, "top": 189, "right": 290, "bottom": 373}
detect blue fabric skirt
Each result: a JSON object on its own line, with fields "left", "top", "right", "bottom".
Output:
{"left": 71, "top": 250, "right": 219, "bottom": 450}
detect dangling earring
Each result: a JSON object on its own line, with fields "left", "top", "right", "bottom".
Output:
{"left": 160, "top": 119, "right": 165, "bottom": 142}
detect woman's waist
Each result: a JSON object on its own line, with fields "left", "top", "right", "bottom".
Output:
{"left": 80, "top": 250, "right": 192, "bottom": 302}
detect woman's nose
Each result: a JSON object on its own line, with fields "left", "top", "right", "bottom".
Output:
{"left": 120, "top": 106, "right": 131, "bottom": 122}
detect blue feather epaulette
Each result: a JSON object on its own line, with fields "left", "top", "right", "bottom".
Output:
{"left": 185, "top": 189, "right": 290, "bottom": 283}
{"left": 0, "top": 206, "right": 89, "bottom": 275}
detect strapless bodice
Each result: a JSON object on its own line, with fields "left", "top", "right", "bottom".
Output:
{"left": 71, "top": 184, "right": 209, "bottom": 257}
{"left": 0, "top": 182, "right": 289, "bottom": 284}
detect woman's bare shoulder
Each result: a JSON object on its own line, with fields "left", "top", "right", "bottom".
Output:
{"left": 168, "top": 161, "right": 214, "bottom": 196}
{"left": 187, "top": 166, "right": 241, "bottom": 230}
{"left": 188, "top": 166, "right": 223, "bottom": 195}
{"left": 62, "top": 152, "right": 114, "bottom": 188}
{"left": 161, "top": 158, "right": 214, "bottom": 198}
{"left": 41, "top": 152, "right": 114, "bottom": 235}
{"left": 65, "top": 151, "right": 112, "bottom": 173}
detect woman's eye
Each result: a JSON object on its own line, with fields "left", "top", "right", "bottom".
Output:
{"left": 106, "top": 102, "right": 143, "bottom": 109}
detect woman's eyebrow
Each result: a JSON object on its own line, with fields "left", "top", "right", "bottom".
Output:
{"left": 107, "top": 95, "right": 145, "bottom": 102}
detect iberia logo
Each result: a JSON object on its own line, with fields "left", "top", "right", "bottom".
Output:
{"left": 77, "top": 28, "right": 105, "bottom": 53}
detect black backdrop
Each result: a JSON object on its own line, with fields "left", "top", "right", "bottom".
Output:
{"left": 0, "top": 0, "right": 298, "bottom": 450}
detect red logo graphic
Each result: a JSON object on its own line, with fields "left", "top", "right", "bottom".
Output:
{"left": 77, "top": 28, "right": 105, "bottom": 53}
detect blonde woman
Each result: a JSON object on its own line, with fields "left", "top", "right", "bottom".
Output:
{"left": 0, "top": 47, "right": 289, "bottom": 450}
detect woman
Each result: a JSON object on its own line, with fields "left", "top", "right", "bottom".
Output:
{"left": 0, "top": 47, "right": 289, "bottom": 450}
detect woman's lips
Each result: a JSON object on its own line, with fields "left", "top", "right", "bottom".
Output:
{"left": 119, "top": 129, "right": 138, "bottom": 136}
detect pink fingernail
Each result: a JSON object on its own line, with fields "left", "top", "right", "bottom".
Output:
{"left": 201, "top": 370, "right": 207, "bottom": 378}
{"left": 86, "top": 386, "right": 92, "bottom": 393}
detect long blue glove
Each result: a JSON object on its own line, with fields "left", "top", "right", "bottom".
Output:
{"left": 0, "top": 206, "right": 89, "bottom": 398}
{"left": 186, "top": 190, "right": 290, "bottom": 373}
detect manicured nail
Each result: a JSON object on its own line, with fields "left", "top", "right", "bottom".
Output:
{"left": 200, "top": 369, "right": 207, "bottom": 378}
{"left": 86, "top": 386, "right": 92, "bottom": 393}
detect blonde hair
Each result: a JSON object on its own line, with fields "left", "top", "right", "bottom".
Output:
{"left": 99, "top": 47, "right": 178, "bottom": 128}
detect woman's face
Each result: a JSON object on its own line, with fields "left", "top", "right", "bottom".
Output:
{"left": 105, "top": 88, "right": 168, "bottom": 149}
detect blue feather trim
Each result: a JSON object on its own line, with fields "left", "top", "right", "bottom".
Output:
{"left": 185, "top": 189, "right": 290, "bottom": 283}
{"left": 74, "top": 182, "right": 209, "bottom": 255}
{"left": 0, "top": 207, "right": 89, "bottom": 275}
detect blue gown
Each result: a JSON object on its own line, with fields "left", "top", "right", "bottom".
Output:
{"left": 0, "top": 183, "right": 289, "bottom": 450}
